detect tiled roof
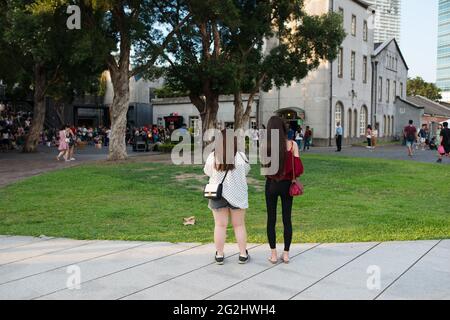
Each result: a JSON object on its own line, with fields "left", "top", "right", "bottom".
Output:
{"left": 373, "top": 38, "right": 409, "bottom": 70}
{"left": 406, "top": 96, "right": 450, "bottom": 117}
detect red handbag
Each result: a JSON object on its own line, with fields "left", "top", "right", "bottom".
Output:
{"left": 289, "top": 148, "right": 304, "bottom": 197}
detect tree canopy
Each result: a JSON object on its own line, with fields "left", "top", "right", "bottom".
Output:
{"left": 407, "top": 76, "right": 442, "bottom": 102}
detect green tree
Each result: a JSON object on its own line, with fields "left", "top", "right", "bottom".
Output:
{"left": 407, "top": 76, "right": 442, "bottom": 101}
{"left": 0, "top": 0, "right": 105, "bottom": 152}
{"left": 162, "top": 0, "right": 346, "bottom": 130}
{"left": 78, "top": 0, "right": 191, "bottom": 160}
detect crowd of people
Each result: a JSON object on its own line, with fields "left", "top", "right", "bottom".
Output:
{"left": 403, "top": 120, "right": 450, "bottom": 162}
{"left": 0, "top": 104, "right": 32, "bottom": 152}
{"left": 127, "top": 125, "right": 172, "bottom": 147}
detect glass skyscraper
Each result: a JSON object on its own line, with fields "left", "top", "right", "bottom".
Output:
{"left": 365, "top": 0, "right": 402, "bottom": 44}
{"left": 437, "top": 0, "right": 450, "bottom": 98}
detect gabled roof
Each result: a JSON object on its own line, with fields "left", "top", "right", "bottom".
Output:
{"left": 373, "top": 38, "right": 409, "bottom": 70}
{"left": 352, "top": 0, "right": 371, "bottom": 9}
{"left": 406, "top": 95, "right": 450, "bottom": 117}
{"left": 395, "top": 97, "right": 424, "bottom": 110}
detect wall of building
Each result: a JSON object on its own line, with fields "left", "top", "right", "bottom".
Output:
{"left": 394, "top": 98, "right": 424, "bottom": 137}
{"left": 153, "top": 95, "right": 258, "bottom": 130}
{"left": 372, "top": 40, "right": 408, "bottom": 138}
{"left": 260, "top": 0, "right": 374, "bottom": 146}
{"left": 332, "top": 0, "right": 374, "bottom": 146}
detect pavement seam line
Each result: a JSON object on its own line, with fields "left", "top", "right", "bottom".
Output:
{"left": 373, "top": 239, "right": 443, "bottom": 301}
{"left": 204, "top": 243, "right": 323, "bottom": 300}
{"left": 32, "top": 243, "right": 206, "bottom": 300}
{"left": 0, "top": 240, "right": 97, "bottom": 267}
{"left": 288, "top": 242, "right": 382, "bottom": 300}
{"left": 0, "top": 237, "right": 56, "bottom": 252}
{"left": 0, "top": 241, "right": 149, "bottom": 286}
{"left": 117, "top": 244, "right": 264, "bottom": 300}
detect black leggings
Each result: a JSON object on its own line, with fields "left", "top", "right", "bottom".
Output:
{"left": 265, "top": 179, "right": 293, "bottom": 252}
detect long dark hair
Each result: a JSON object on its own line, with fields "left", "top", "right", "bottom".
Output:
{"left": 265, "top": 116, "right": 288, "bottom": 177}
{"left": 215, "top": 129, "right": 237, "bottom": 172}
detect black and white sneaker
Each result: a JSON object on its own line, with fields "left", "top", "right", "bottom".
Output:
{"left": 238, "top": 250, "right": 250, "bottom": 264}
{"left": 215, "top": 252, "right": 224, "bottom": 265}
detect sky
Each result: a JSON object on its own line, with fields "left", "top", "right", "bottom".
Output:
{"left": 400, "top": 0, "right": 438, "bottom": 83}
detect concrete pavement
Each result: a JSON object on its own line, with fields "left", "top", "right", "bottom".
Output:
{"left": 0, "top": 236, "right": 448, "bottom": 300}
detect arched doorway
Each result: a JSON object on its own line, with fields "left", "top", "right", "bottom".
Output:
{"left": 335, "top": 102, "right": 344, "bottom": 134}
{"left": 359, "top": 106, "right": 368, "bottom": 136}
{"left": 348, "top": 109, "right": 353, "bottom": 138}
{"left": 354, "top": 109, "right": 358, "bottom": 137}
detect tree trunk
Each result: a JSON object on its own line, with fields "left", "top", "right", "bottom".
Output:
{"left": 23, "top": 63, "right": 46, "bottom": 153}
{"left": 108, "top": 70, "right": 130, "bottom": 161}
{"left": 233, "top": 92, "right": 244, "bottom": 130}
{"left": 189, "top": 92, "right": 219, "bottom": 133}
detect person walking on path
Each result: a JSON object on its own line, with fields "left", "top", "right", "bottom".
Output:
{"left": 335, "top": 122, "right": 343, "bottom": 152}
{"left": 303, "top": 126, "right": 312, "bottom": 151}
{"left": 295, "top": 127, "right": 304, "bottom": 151}
{"left": 404, "top": 120, "right": 417, "bottom": 157}
{"left": 56, "top": 125, "right": 69, "bottom": 161}
{"left": 371, "top": 125, "right": 378, "bottom": 150}
{"left": 204, "top": 130, "right": 251, "bottom": 265}
{"left": 67, "top": 126, "right": 77, "bottom": 161}
{"left": 418, "top": 124, "right": 428, "bottom": 151}
{"left": 366, "top": 125, "right": 373, "bottom": 149}
{"left": 263, "top": 116, "right": 304, "bottom": 265}
{"left": 437, "top": 122, "right": 450, "bottom": 163}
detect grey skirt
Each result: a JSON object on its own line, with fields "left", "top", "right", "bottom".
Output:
{"left": 208, "top": 197, "right": 240, "bottom": 211}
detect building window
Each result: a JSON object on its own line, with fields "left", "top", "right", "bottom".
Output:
{"left": 359, "top": 106, "right": 367, "bottom": 136}
{"left": 337, "top": 47, "right": 344, "bottom": 78}
{"left": 386, "top": 79, "right": 390, "bottom": 103}
{"left": 225, "top": 122, "right": 234, "bottom": 129}
{"left": 250, "top": 117, "right": 257, "bottom": 129}
{"left": 393, "top": 81, "right": 397, "bottom": 99}
{"left": 363, "top": 20, "right": 368, "bottom": 41}
{"left": 189, "top": 116, "right": 200, "bottom": 131}
{"left": 351, "top": 51, "right": 356, "bottom": 80}
{"left": 351, "top": 15, "right": 356, "bottom": 36}
{"left": 354, "top": 109, "right": 358, "bottom": 137}
{"left": 363, "top": 56, "right": 367, "bottom": 83}
{"left": 378, "top": 77, "right": 383, "bottom": 102}
{"left": 335, "top": 103, "right": 343, "bottom": 131}
{"left": 400, "top": 82, "right": 404, "bottom": 98}
{"left": 338, "top": 7, "right": 344, "bottom": 19}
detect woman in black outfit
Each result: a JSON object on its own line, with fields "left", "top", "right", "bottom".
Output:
{"left": 263, "top": 116, "right": 303, "bottom": 264}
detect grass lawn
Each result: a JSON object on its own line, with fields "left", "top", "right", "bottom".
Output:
{"left": 0, "top": 154, "right": 449, "bottom": 243}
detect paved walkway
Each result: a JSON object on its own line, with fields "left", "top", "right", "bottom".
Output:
{"left": 307, "top": 144, "right": 450, "bottom": 164}
{"left": 0, "top": 146, "right": 167, "bottom": 187}
{"left": 0, "top": 236, "right": 448, "bottom": 300}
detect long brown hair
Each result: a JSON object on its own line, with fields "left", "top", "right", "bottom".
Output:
{"left": 265, "top": 116, "right": 288, "bottom": 176}
{"left": 215, "top": 129, "right": 238, "bottom": 172}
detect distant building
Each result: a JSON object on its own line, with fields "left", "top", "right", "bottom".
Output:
{"left": 394, "top": 97, "right": 424, "bottom": 138}
{"left": 365, "top": 0, "right": 402, "bottom": 44}
{"left": 103, "top": 72, "right": 164, "bottom": 128}
{"left": 152, "top": 95, "right": 259, "bottom": 132}
{"left": 437, "top": 0, "right": 450, "bottom": 101}
{"left": 406, "top": 95, "right": 450, "bottom": 133}
{"left": 259, "top": 0, "right": 375, "bottom": 146}
{"left": 371, "top": 38, "right": 408, "bottom": 138}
